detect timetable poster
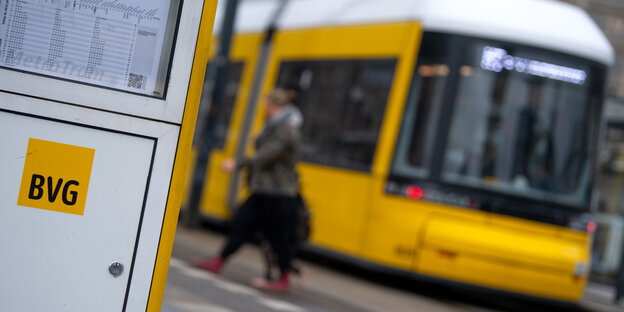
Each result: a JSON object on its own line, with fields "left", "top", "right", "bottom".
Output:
{"left": 0, "top": 0, "right": 174, "bottom": 96}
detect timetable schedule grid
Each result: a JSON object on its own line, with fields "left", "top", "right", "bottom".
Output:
{"left": 0, "top": 0, "right": 170, "bottom": 95}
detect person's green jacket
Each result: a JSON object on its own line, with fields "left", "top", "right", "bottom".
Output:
{"left": 239, "top": 105, "right": 302, "bottom": 197}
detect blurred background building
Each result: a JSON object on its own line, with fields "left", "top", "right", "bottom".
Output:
{"left": 559, "top": 0, "right": 624, "bottom": 283}
{"left": 561, "top": 0, "right": 624, "bottom": 99}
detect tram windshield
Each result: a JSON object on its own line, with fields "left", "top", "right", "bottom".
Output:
{"left": 393, "top": 33, "right": 605, "bottom": 208}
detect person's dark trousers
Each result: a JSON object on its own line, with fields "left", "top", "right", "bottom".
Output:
{"left": 220, "top": 194, "right": 261, "bottom": 258}
{"left": 220, "top": 193, "right": 298, "bottom": 272}
{"left": 257, "top": 194, "right": 297, "bottom": 273}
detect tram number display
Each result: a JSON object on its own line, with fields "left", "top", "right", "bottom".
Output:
{"left": 480, "top": 46, "right": 587, "bottom": 85}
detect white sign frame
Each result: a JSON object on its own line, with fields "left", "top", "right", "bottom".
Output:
{"left": 0, "top": 0, "right": 217, "bottom": 310}
{"left": 0, "top": 91, "right": 179, "bottom": 311}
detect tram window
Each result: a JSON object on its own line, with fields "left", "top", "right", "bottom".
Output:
{"left": 442, "top": 41, "right": 593, "bottom": 204}
{"left": 196, "top": 61, "right": 244, "bottom": 149}
{"left": 392, "top": 33, "right": 453, "bottom": 177}
{"left": 275, "top": 59, "right": 396, "bottom": 172}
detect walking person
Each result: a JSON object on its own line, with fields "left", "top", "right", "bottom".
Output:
{"left": 193, "top": 87, "right": 302, "bottom": 292}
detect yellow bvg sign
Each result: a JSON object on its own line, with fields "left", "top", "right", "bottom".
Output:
{"left": 17, "top": 138, "right": 95, "bottom": 216}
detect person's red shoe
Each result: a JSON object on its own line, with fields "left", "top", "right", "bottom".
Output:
{"left": 251, "top": 271, "right": 291, "bottom": 292}
{"left": 193, "top": 257, "right": 225, "bottom": 274}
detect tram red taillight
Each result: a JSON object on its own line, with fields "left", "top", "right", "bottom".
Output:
{"left": 405, "top": 186, "right": 423, "bottom": 200}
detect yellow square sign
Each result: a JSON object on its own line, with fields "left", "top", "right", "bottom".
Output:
{"left": 17, "top": 138, "right": 95, "bottom": 216}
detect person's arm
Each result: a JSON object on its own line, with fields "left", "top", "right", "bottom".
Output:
{"left": 238, "top": 126, "right": 295, "bottom": 169}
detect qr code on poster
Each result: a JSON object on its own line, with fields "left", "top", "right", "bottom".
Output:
{"left": 127, "top": 73, "right": 145, "bottom": 89}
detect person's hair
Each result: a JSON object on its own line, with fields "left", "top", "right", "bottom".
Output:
{"left": 280, "top": 83, "right": 301, "bottom": 105}
{"left": 267, "top": 88, "right": 290, "bottom": 107}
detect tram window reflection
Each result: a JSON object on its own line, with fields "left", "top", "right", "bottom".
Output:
{"left": 393, "top": 33, "right": 453, "bottom": 177}
{"left": 276, "top": 59, "right": 396, "bottom": 172}
{"left": 442, "top": 41, "right": 592, "bottom": 203}
{"left": 277, "top": 59, "right": 396, "bottom": 171}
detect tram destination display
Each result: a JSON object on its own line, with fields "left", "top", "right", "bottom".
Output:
{"left": 0, "top": 0, "right": 178, "bottom": 97}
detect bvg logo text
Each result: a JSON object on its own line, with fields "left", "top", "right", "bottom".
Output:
{"left": 28, "top": 175, "right": 80, "bottom": 205}
{"left": 17, "top": 138, "right": 95, "bottom": 216}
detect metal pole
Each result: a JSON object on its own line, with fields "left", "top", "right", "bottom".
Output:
{"left": 185, "top": 0, "right": 240, "bottom": 227}
{"left": 227, "top": 0, "right": 289, "bottom": 211}
{"left": 616, "top": 223, "right": 624, "bottom": 303}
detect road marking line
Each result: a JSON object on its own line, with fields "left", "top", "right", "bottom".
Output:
{"left": 167, "top": 301, "right": 236, "bottom": 312}
{"left": 213, "top": 279, "right": 261, "bottom": 296}
{"left": 175, "top": 265, "right": 213, "bottom": 281}
{"left": 256, "top": 298, "right": 306, "bottom": 312}
{"left": 171, "top": 260, "right": 260, "bottom": 296}
{"left": 170, "top": 258, "right": 307, "bottom": 312}
{"left": 169, "top": 257, "right": 189, "bottom": 268}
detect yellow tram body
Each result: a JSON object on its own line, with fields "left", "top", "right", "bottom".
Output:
{"left": 184, "top": 0, "right": 614, "bottom": 302}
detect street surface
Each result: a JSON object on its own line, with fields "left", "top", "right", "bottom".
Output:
{"left": 162, "top": 227, "right": 623, "bottom": 312}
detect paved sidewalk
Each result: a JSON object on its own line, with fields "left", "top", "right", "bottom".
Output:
{"left": 162, "top": 228, "right": 468, "bottom": 312}
{"left": 583, "top": 282, "right": 624, "bottom": 312}
{"left": 163, "top": 227, "right": 624, "bottom": 312}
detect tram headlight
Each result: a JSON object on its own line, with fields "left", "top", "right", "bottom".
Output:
{"left": 574, "top": 262, "right": 589, "bottom": 278}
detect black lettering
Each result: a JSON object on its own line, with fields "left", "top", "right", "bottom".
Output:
{"left": 28, "top": 174, "right": 45, "bottom": 200}
{"left": 62, "top": 180, "right": 79, "bottom": 206}
{"left": 47, "top": 177, "right": 63, "bottom": 203}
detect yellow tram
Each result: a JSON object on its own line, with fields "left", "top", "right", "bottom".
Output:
{"left": 184, "top": 0, "right": 614, "bottom": 302}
